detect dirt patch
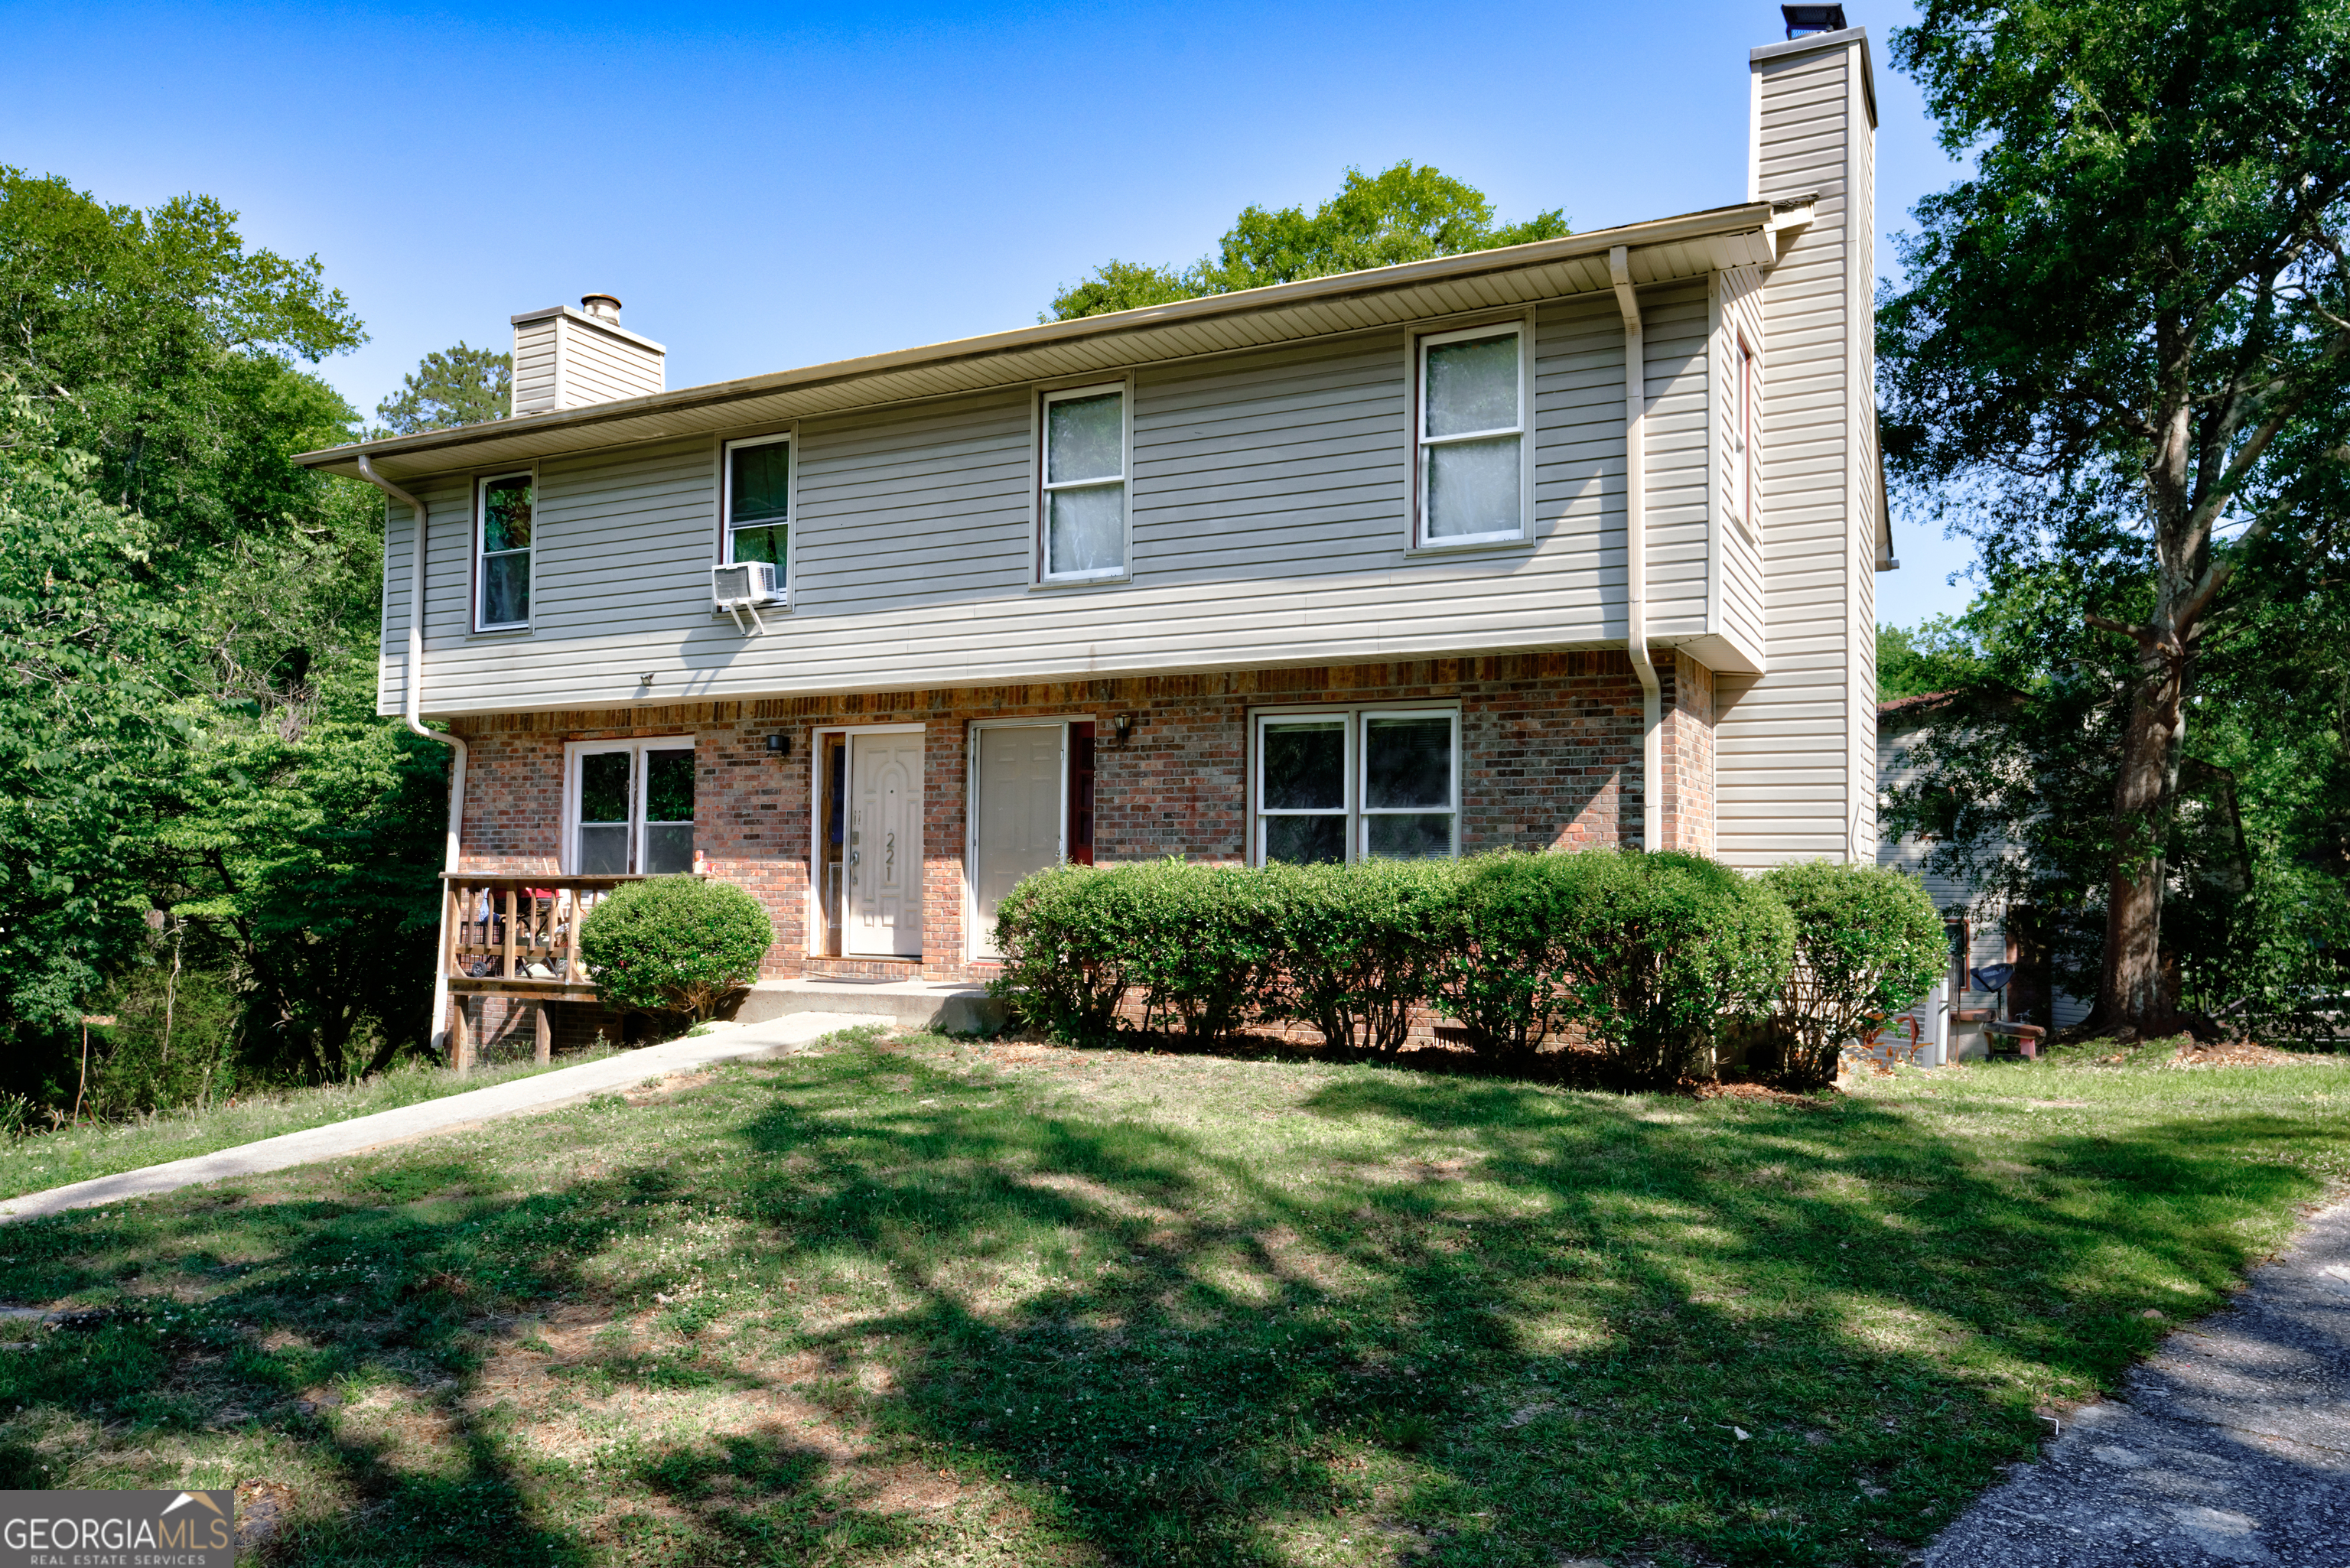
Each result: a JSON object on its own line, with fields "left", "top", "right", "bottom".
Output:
{"left": 1694, "top": 1081, "right": 1833, "bottom": 1108}
{"left": 2172, "top": 1039, "right": 2313, "bottom": 1069}
{"left": 623, "top": 1070, "right": 718, "bottom": 1106}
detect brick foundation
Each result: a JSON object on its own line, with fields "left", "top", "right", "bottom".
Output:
{"left": 447, "top": 651, "right": 1716, "bottom": 984}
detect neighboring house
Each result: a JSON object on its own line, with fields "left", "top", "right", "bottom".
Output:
{"left": 299, "top": 15, "right": 1896, "bottom": 1064}
{"left": 1876, "top": 691, "right": 2094, "bottom": 1063}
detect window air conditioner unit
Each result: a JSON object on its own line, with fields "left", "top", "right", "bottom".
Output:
{"left": 711, "top": 561, "right": 783, "bottom": 634}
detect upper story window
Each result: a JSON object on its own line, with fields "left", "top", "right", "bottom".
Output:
{"left": 724, "top": 434, "right": 792, "bottom": 583}
{"left": 476, "top": 473, "right": 533, "bottom": 630}
{"left": 1254, "top": 708, "right": 1460, "bottom": 864}
{"left": 1417, "top": 321, "right": 1529, "bottom": 547}
{"left": 1730, "top": 334, "right": 1757, "bottom": 535}
{"left": 1040, "top": 384, "right": 1128, "bottom": 583}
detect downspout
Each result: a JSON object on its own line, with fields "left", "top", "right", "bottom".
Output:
{"left": 1610, "top": 246, "right": 1665, "bottom": 851}
{"left": 357, "top": 456, "right": 467, "bottom": 1066}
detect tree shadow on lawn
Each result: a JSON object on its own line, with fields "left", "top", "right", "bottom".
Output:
{"left": 0, "top": 1045, "right": 2337, "bottom": 1567}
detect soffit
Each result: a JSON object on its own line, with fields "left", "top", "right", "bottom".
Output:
{"left": 300, "top": 202, "right": 1782, "bottom": 483}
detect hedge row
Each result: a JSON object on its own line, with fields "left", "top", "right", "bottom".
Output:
{"left": 989, "top": 851, "right": 1943, "bottom": 1087}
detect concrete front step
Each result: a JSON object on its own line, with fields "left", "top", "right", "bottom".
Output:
{"left": 734, "top": 978, "right": 1005, "bottom": 1035}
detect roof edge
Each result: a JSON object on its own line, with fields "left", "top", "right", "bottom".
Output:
{"left": 298, "top": 199, "right": 1776, "bottom": 471}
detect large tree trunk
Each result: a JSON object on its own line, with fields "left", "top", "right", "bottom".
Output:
{"left": 2101, "top": 633, "right": 2188, "bottom": 1032}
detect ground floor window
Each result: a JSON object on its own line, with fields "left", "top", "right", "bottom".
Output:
{"left": 566, "top": 737, "right": 695, "bottom": 874}
{"left": 1252, "top": 708, "right": 1458, "bottom": 864}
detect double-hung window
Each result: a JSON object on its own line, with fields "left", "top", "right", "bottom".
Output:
{"left": 476, "top": 472, "right": 533, "bottom": 629}
{"left": 1254, "top": 708, "right": 1460, "bottom": 864}
{"left": 569, "top": 739, "right": 696, "bottom": 875}
{"left": 724, "top": 433, "right": 792, "bottom": 581}
{"left": 1039, "top": 384, "right": 1127, "bottom": 581}
{"left": 1416, "top": 320, "right": 1529, "bottom": 546}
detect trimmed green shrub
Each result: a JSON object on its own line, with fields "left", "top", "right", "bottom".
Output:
{"left": 1265, "top": 858, "right": 1459, "bottom": 1055}
{"left": 1551, "top": 851, "right": 1794, "bottom": 1085}
{"left": 989, "top": 864, "right": 1142, "bottom": 1044}
{"left": 577, "top": 876, "right": 773, "bottom": 1022}
{"left": 1115, "top": 860, "right": 1285, "bottom": 1047}
{"left": 1435, "top": 852, "right": 1578, "bottom": 1058}
{"left": 1759, "top": 860, "right": 1946, "bottom": 1087}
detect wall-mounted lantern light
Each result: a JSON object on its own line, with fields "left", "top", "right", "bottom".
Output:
{"left": 767, "top": 733, "right": 791, "bottom": 757}
{"left": 1111, "top": 713, "right": 1134, "bottom": 744}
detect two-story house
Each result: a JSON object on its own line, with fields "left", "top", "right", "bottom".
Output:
{"left": 301, "top": 15, "right": 1895, "bottom": 1065}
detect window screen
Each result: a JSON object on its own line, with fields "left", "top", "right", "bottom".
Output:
{"left": 1256, "top": 711, "right": 1457, "bottom": 864}
{"left": 571, "top": 741, "right": 695, "bottom": 874}
{"left": 1041, "top": 388, "right": 1125, "bottom": 580}
{"left": 1418, "top": 327, "right": 1523, "bottom": 545}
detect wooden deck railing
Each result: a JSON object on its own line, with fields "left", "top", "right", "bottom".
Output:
{"left": 440, "top": 873, "right": 646, "bottom": 992}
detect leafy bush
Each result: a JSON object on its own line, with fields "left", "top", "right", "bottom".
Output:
{"left": 577, "top": 876, "right": 773, "bottom": 1022}
{"left": 1115, "top": 860, "right": 1286, "bottom": 1047}
{"left": 1757, "top": 860, "right": 1945, "bottom": 1087}
{"left": 990, "top": 865, "right": 1145, "bottom": 1045}
{"left": 1551, "top": 851, "right": 1793, "bottom": 1085}
{"left": 1434, "top": 853, "right": 1578, "bottom": 1058}
{"left": 1265, "top": 859, "right": 1460, "bottom": 1055}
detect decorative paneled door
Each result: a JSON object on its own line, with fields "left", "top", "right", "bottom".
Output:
{"left": 846, "top": 730, "right": 923, "bottom": 957}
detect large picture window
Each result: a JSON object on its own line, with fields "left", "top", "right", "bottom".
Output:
{"left": 1253, "top": 708, "right": 1459, "bottom": 864}
{"left": 1416, "top": 321, "right": 1528, "bottom": 546}
{"left": 568, "top": 739, "right": 696, "bottom": 875}
{"left": 724, "top": 433, "right": 792, "bottom": 581}
{"left": 476, "top": 472, "right": 533, "bottom": 629}
{"left": 1039, "top": 385, "right": 1127, "bottom": 582}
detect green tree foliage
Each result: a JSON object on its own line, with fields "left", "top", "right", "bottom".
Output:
{"left": 1876, "top": 616, "right": 1980, "bottom": 701}
{"left": 0, "top": 169, "right": 449, "bottom": 1110}
{"left": 374, "top": 341, "right": 511, "bottom": 434}
{"left": 1878, "top": 2, "right": 2350, "bottom": 1030}
{"left": 1048, "top": 162, "right": 1570, "bottom": 320}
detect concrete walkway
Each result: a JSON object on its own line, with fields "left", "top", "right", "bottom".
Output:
{"left": 0, "top": 1013, "right": 873, "bottom": 1224}
{"left": 1924, "top": 1198, "right": 2350, "bottom": 1566}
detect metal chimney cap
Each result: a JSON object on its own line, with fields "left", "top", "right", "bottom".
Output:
{"left": 1781, "top": 5, "right": 1847, "bottom": 37}
{"left": 580, "top": 293, "right": 623, "bottom": 324}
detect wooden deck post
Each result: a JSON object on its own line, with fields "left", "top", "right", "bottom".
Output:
{"left": 450, "top": 994, "right": 474, "bottom": 1076}
{"left": 534, "top": 1000, "right": 552, "bottom": 1065}
{"left": 501, "top": 886, "right": 518, "bottom": 979}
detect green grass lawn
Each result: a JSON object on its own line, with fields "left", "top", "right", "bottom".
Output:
{"left": 4, "top": 1030, "right": 2345, "bottom": 1566}
{"left": 0, "top": 1052, "right": 613, "bottom": 1203}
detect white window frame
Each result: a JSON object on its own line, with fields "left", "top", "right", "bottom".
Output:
{"left": 1033, "top": 380, "right": 1132, "bottom": 586}
{"left": 1249, "top": 705, "right": 1462, "bottom": 865}
{"left": 473, "top": 469, "right": 536, "bottom": 633}
{"left": 1411, "top": 316, "right": 1535, "bottom": 550}
{"left": 1730, "top": 332, "right": 1759, "bottom": 542}
{"left": 719, "top": 431, "right": 795, "bottom": 601}
{"left": 562, "top": 737, "right": 697, "bottom": 875}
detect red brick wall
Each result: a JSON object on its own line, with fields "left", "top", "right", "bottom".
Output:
{"left": 448, "top": 651, "right": 1715, "bottom": 984}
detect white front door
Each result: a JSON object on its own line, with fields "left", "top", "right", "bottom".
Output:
{"left": 971, "top": 723, "right": 1065, "bottom": 958}
{"left": 846, "top": 730, "right": 923, "bottom": 957}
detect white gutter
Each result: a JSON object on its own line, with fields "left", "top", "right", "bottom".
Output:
{"left": 1610, "top": 246, "right": 1664, "bottom": 852}
{"left": 357, "top": 457, "right": 467, "bottom": 1067}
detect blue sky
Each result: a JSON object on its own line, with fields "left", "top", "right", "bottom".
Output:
{"left": 3, "top": 0, "right": 1974, "bottom": 626}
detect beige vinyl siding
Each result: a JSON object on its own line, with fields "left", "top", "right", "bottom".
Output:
{"left": 1847, "top": 47, "right": 1880, "bottom": 861}
{"left": 376, "top": 294, "right": 1747, "bottom": 717}
{"left": 562, "top": 319, "right": 664, "bottom": 405}
{"left": 1638, "top": 281, "right": 1716, "bottom": 642}
{"left": 1714, "top": 265, "right": 1768, "bottom": 665}
{"left": 1716, "top": 32, "right": 1873, "bottom": 867}
{"left": 512, "top": 320, "right": 558, "bottom": 416}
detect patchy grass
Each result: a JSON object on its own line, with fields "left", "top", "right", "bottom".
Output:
{"left": 0, "top": 1052, "right": 616, "bottom": 1202}
{"left": 3, "top": 1028, "right": 2346, "bottom": 1566}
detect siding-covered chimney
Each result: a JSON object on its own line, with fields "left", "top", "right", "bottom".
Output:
{"left": 510, "top": 294, "right": 665, "bottom": 415}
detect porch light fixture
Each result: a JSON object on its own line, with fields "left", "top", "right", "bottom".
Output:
{"left": 1781, "top": 4, "right": 1846, "bottom": 37}
{"left": 766, "top": 733, "right": 790, "bottom": 757}
{"left": 1111, "top": 713, "right": 1134, "bottom": 743}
